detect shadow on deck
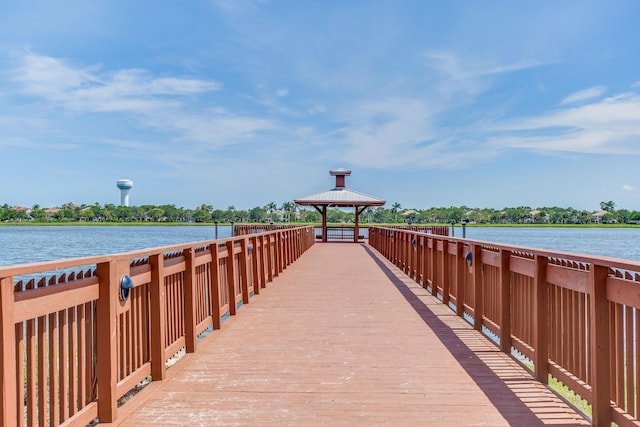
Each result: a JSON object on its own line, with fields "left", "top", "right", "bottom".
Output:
{"left": 104, "top": 243, "right": 589, "bottom": 426}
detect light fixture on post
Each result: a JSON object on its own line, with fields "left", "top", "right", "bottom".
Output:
{"left": 120, "top": 275, "right": 134, "bottom": 301}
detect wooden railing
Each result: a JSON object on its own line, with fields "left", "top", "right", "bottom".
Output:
{"left": 369, "top": 226, "right": 640, "bottom": 426}
{"left": 383, "top": 225, "right": 450, "bottom": 236}
{"left": 233, "top": 224, "right": 300, "bottom": 236}
{"left": 0, "top": 225, "right": 314, "bottom": 426}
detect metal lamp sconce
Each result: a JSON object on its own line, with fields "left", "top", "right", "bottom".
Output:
{"left": 465, "top": 251, "right": 473, "bottom": 267}
{"left": 120, "top": 274, "right": 134, "bottom": 301}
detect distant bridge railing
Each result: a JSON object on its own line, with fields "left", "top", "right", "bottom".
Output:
{"left": 369, "top": 226, "right": 640, "bottom": 426}
{"left": 0, "top": 225, "right": 315, "bottom": 426}
{"left": 382, "top": 225, "right": 450, "bottom": 236}
{"left": 233, "top": 224, "right": 302, "bottom": 236}
{"left": 316, "top": 225, "right": 449, "bottom": 241}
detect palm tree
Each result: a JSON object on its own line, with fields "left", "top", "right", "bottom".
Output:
{"left": 391, "top": 202, "right": 402, "bottom": 223}
{"left": 265, "top": 202, "right": 277, "bottom": 221}
{"left": 281, "top": 201, "right": 295, "bottom": 222}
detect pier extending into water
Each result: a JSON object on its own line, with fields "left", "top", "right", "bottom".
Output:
{"left": 1, "top": 224, "right": 640, "bottom": 425}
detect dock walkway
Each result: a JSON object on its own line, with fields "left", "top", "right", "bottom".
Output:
{"left": 107, "top": 243, "right": 588, "bottom": 426}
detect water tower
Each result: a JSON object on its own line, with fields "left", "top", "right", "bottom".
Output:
{"left": 116, "top": 179, "right": 133, "bottom": 207}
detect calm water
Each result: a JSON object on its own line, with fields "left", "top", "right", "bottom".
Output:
{"left": 457, "top": 226, "right": 640, "bottom": 261}
{"left": 1, "top": 225, "right": 639, "bottom": 267}
{"left": 0, "top": 225, "right": 231, "bottom": 266}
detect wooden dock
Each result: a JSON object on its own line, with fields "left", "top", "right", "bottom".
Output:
{"left": 105, "top": 243, "right": 588, "bottom": 426}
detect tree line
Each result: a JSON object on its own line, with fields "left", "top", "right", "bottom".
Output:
{"left": 0, "top": 200, "right": 637, "bottom": 225}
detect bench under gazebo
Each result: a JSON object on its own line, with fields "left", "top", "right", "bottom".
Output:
{"left": 295, "top": 168, "right": 386, "bottom": 243}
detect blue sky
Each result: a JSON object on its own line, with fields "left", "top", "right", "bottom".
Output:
{"left": 1, "top": 1, "right": 640, "bottom": 211}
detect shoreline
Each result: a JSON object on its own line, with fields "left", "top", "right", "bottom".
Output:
{"left": 1, "top": 222, "right": 639, "bottom": 228}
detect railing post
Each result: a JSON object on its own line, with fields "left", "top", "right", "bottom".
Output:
{"left": 404, "top": 232, "right": 410, "bottom": 273}
{"left": 456, "top": 242, "right": 465, "bottom": 317}
{"left": 428, "top": 237, "right": 436, "bottom": 294}
{"left": 533, "top": 254, "right": 549, "bottom": 382}
{"left": 423, "top": 236, "right": 431, "bottom": 290}
{"left": 96, "top": 259, "right": 128, "bottom": 422}
{"left": 257, "top": 235, "right": 267, "bottom": 288}
{"left": 209, "top": 243, "right": 222, "bottom": 330}
{"left": 442, "top": 240, "right": 450, "bottom": 306}
{"left": 285, "top": 230, "right": 291, "bottom": 266}
{"left": 472, "top": 244, "right": 483, "bottom": 331}
{"left": 226, "top": 241, "right": 238, "bottom": 315}
{"left": 283, "top": 231, "right": 288, "bottom": 270}
{"left": 250, "top": 235, "right": 261, "bottom": 294}
{"left": 416, "top": 235, "right": 424, "bottom": 285}
{"left": 278, "top": 232, "right": 285, "bottom": 274}
{"left": 267, "top": 235, "right": 274, "bottom": 283}
{"left": 409, "top": 233, "right": 416, "bottom": 279}
{"left": 402, "top": 232, "right": 408, "bottom": 273}
{"left": 499, "top": 249, "right": 512, "bottom": 353}
{"left": 391, "top": 231, "right": 396, "bottom": 265}
{"left": 239, "top": 238, "right": 250, "bottom": 304}
{"left": 150, "top": 253, "right": 167, "bottom": 380}
{"left": 274, "top": 232, "right": 282, "bottom": 275}
{"left": 183, "top": 248, "right": 197, "bottom": 353}
{"left": 589, "top": 263, "right": 611, "bottom": 426}
{"left": 0, "top": 277, "right": 17, "bottom": 426}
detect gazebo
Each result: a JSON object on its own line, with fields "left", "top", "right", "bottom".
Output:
{"left": 295, "top": 168, "right": 386, "bottom": 243}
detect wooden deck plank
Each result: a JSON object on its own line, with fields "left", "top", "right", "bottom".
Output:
{"left": 106, "top": 243, "right": 589, "bottom": 426}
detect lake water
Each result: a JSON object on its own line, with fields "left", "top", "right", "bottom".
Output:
{"left": 458, "top": 226, "right": 640, "bottom": 261}
{"left": 1, "top": 225, "right": 639, "bottom": 267}
{"left": 0, "top": 225, "right": 232, "bottom": 267}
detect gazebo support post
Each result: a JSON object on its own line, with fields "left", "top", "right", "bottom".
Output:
{"left": 355, "top": 206, "right": 367, "bottom": 243}
{"left": 354, "top": 205, "right": 359, "bottom": 243}
{"left": 312, "top": 205, "right": 324, "bottom": 241}
{"left": 322, "top": 205, "right": 327, "bottom": 242}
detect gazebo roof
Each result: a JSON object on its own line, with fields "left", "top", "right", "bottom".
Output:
{"left": 295, "top": 188, "right": 385, "bottom": 207}
{"left": 294, "top": 169, "right": 386, "bottom": 208}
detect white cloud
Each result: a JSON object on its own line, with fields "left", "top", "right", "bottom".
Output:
{"left": 423, "top": 50, "right": 542, "bottom": 81}
{"left": 623, "top": 184, "right": 635, "bottom": 191}
{"left": 276, "top": 88, "right": 289, "bottom": 97}
{"left": 488, "top": 92, "right": 640, "bottom": 155}
{"left": 560, "top": 85, "right": 607, "bottom": 105}
{"left": 3, "top": 50, "right": 290, "bottom": 166}
{"left": 12, "top": 51, "right": 219, "bottom": 114}
{"left": 335, "top": 97, "right": 499, "bottom": 170}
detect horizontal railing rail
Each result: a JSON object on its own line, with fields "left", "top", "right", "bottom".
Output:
{"left": 233, "top": 224, "right": 302, "bottom": 236}
{"left": 313, "top": 225, "right": 449, "bottom": 241}
{"left": 381, "top": 225, "right": 450, "bottom": 236}
{"left": 368, "top": 226, "right": 640, "bottom": 426}
{"left": 0, "top": 225, "right": 315, "bottom": 426}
